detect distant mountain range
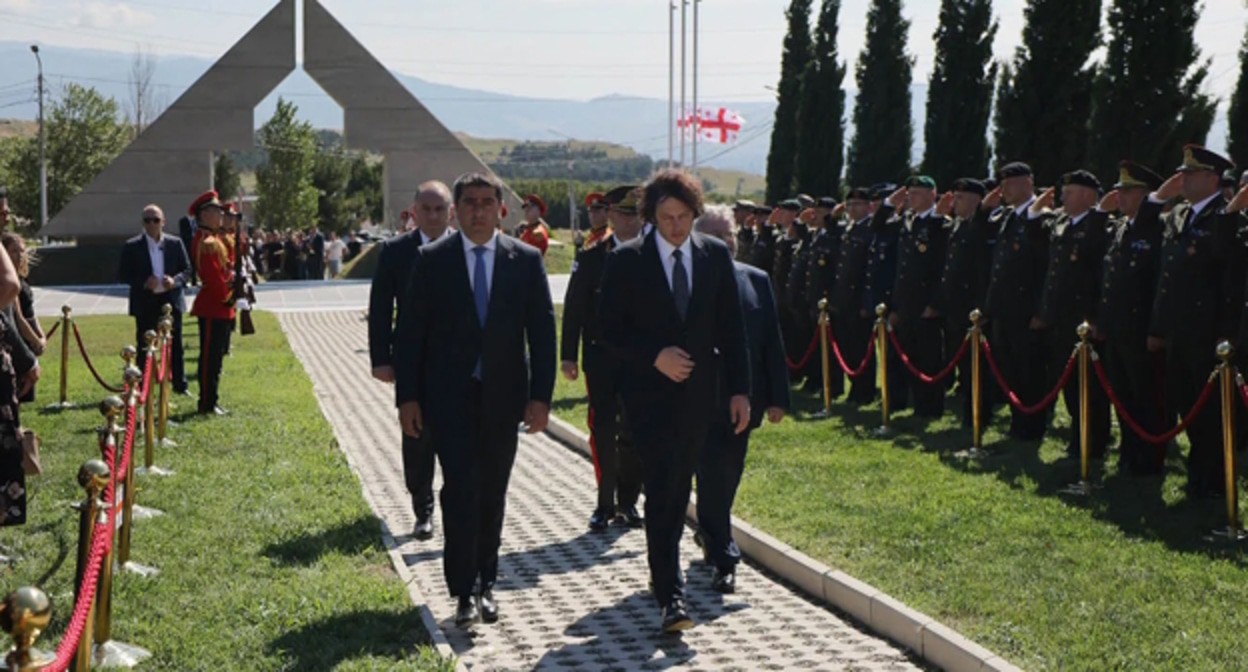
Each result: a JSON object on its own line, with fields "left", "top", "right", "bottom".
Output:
{"left": 0, "top": 41, "right": 1231, "bottom": 178}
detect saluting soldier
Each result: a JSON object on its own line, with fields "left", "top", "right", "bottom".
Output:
{"left": 984, "top": 162, "right": 1051, "bottom": 441}
{"left": 1034, "top": 171, "right": 1111, "bottom": 458}
{"left": 939, "top": 178, "right": 994, "bottom": 427}
{"left": 787, "top": 205, "right": 822, "bottom": 392}
{"left": 1149, "top": 145, "right": 1245, "bottom": 499}
{"left": 864, "top": 184, "right": 908, "bottom": 411}
{"left": 560, "top": 185, "right": 645, "bottom": 530}
{"left": 187, "top": 190, "right": 235, "bottom": 416}
{"left": 771, "top": 200, "right": 806, "bottom": 359}
{"left": 832, "top": 188, "right": 879, "bottom": 405}
{"left": 733, "top": 200, "right": 756, "bottom": 261}
{"left": 747, "top": 205, "right": 777, "bottom": 272}
{"left": 802, "top": 197, "right": 843, "bottom": 397}
{"left": 885, "top": 176, "right": 950, "bottom": 418}
{"left": 1097, "top": 161, "right": 1167, "bottom": 475}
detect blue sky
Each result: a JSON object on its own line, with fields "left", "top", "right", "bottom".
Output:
{"left": 0, "top": 0, "right": 1242, "bottom": 104}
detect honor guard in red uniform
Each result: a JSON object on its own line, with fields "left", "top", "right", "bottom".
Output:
{"left": 188, "top": 190, "right": 236, "bottom": 416}
{"left": 582, "top": 192, "right": 611, "bottom": 249}
{"left": 517, "top": 194, "right": 551, "bottom": 256}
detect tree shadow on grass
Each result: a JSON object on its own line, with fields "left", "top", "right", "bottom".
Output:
{"left": 266, "top": 608, "right": 431, "bottom": 672}
{"left": 263, "top": 515, "right": 381, "bottom": 566}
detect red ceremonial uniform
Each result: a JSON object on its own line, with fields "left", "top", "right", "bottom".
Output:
{"left": 191, "top": 229, "right": 236, "bottom": 321}
{"left": 519, "top": 221, "right": 551, "bottom": 256}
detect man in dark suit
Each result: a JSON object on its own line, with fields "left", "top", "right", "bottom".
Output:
{"left": 692, "top": 205, "right": 789, "bottom": 594}
{"left": 598, "top": 169, "right": 750, "bottom": 634}
{"left": 561, "top": 185, "right": 646, "bottom": 531}
{"left": 118, "top": 204, "right": 192, "bottom": 393}
{"left": 395, "top": 172, "right": 556, "bottom": 628}
{"left": 368, "top": 181, "right": 455, "bottom": 541}
{"left": 308, "top": 226, "right": 326, "bottom": 280}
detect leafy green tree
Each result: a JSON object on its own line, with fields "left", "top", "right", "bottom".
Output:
{"left": 1087, "top": 0, "right": 1213, "bottom": 181}
{"left": 255, "top": 98, "right": 318, "bottom": 231}
{"left": 845, "top": 0, "right": 915, "bottom": 187}
{"left": 344, "top": 156, "right": 383, "bottom": 227}
{"left": 213, "top": 152, "right": 242, "bottom": 202}
{"left": 765, "top": 0, "right": 813, "bottom": 203}
{"left": 921, "top": 0, "right": 997, "bottom": 187}
{"left": 993, "top": 0, "right": 1101, "bottom": 185}
{"left": 3, "top": 83, "right": 128, "bottom": 228}
{"left": 311, "top": 152, "right": 351, "bottom": 232}
{"left": 794, "top": 0, "right": 847, "bottom": 197}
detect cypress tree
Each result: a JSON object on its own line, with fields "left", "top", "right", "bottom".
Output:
{"left": 993, "top": 0, "right": 1101, "bottom": 186}
{"left": 794, "top": 0, "right": 848, "bottom": 197}
{"left": 766, "top": 0, "right": 813, "bottom": 203}
{"left": 920, "top": 0, "right": 997, "bottom": 188}
{"left": 845, "top": 0, "right": 915, "bottom": 187}
{"left": 1228, "top": 26, "right": 1248, "bottom": 170}
{"left": 1087, "top": 0, "right": 1213, "bottom": 182}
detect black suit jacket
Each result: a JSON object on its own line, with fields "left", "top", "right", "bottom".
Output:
{"left": 732, "top": 262, "right": 790, "bottom": 427}
{"left": 118, "top": 234, "right": 192, "bottom": 317}
{"left": 560, "top": 234, "right": 618, "bottom": 374}
{"left": 985, "top": 205, "right": 1053, "bottom": 324}
{"left": 891, "top": 209, "right": 950, "bottom": 322}
{"left": 394, "top": 232, "right": 556, "bottom": 427}
{"left": 599, "top": 231, "right": 750, "bottom": 433}
{"left": 368, "top": 231, "right": 422, "bottom": 369}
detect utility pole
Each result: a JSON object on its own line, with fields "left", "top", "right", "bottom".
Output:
{"left": 668, "top": 2, "right": 675, "bottom": 169}
{"left": 30, "top": 45, "right": 47, "bottom": 231}
{"left": 679, "top": 0, "right": 687, "bottom": 167}
{"left": 692, "top": 0, "right": 700, "bottom": 171}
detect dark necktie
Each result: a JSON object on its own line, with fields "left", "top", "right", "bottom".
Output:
{"left": 473, "top": 246, "right": 488, "bottom": 379}
{"left": 671, "top": 248, "right": 689, "bottom": 320}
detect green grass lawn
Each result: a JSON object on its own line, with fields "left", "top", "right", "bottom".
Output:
{"left": 546, "top": 230, "right": 576, "bottom": 276}
{"left": 552, "top": 308, "right": 1248, "bottom": 671}
{"left": 4, "top": 312, "right": 453, "bottom": 671}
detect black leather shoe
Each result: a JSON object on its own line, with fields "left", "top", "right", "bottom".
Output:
{"left": 660, "top": 600, "right": 694, "bottom": 634}
{"left": 711, "top": 567, "right": 736, "bottom": 594}
{"left": 478, "top": 589, "right": 499, "bottom": 624}
{"left": 413, "top": 517, "right": 434, "bottom": 541}
{"left": 454, "top": 596, "right": 479, "bottom": 628}
{"left": 616, "top": 505, "right": 644, "bottom": 529}
{"left": 197, "top": 405, "right": 229, "bottom": 416}
{"left": 588, "top": 507, "right": 611, "bottom": 531}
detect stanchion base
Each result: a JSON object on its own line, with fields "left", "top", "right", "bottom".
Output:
{"left": 158, "top": 437, "right": 178, "bottom": 448}
{"left": 43, "top": 401, "right": 77, "bottom": 410}
{"left": 130, "top": 505, "right": 165, "bottom": 520}
{"left": 953, "top": 447, "right": 992, "bottom": 460}
{"left": 135, "top": 465, "right": 175, "bottom": 477}
{"left": 870, "top": 426, "right": 893, "bottom": 439}
{"left": 93, "top": 640, "right": 152, "bottom": 668}
{"left": 1060, "top": 481, "right": 1100, "bottom": 497}
{"left": 811, "top": 408, "right": 833, "bottom": 420}
{"left": 8, "top": 647, "right": 53, "bottom": 668}
{"left": 120, "top": 560, "right": 161, "bottom": 577}
{"left": 1209, "top": 526, "right": 1248, "bottom": 543}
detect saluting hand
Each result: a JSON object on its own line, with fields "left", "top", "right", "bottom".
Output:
{"left": 1098, "top": 190, "right": 1120, "bottom": 213}
{"left": 729, "top": 394, "right": 751, "bottom": 435}
{"left": 936, "top": 192, "right": 954, "bottom": 217}
{"left": 1032, "top": 187, "right": 1056, "bottom": 214}
{"left": 1154, "top": 172, "right": 1184, "bottom": 202}
{"left": 886, "top": 187, "right": 908, "bottom": 210}
{"left": 655, "top": 346, "right": 695, "bottom": 383}
{"left": 1226, "top": 185, "right": 1248, "bottom": 213}
{"left": 399, "top": 401, "right": 423, "bottom": 438}
{"left": 561, "top": 361, "right": 579, "bottom": 381}
{"left": 831, "top": 203, "right": 846, "bottom": 219}
{"left": 982, "top": 186, "right": 1003, "bottom": 211}
{"left": 799, "top": 208, "right": 817, "bottom": 224}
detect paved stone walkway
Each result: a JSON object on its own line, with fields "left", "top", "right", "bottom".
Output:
{"left": 280, "top": 310, "right": 925, "bottom": 671}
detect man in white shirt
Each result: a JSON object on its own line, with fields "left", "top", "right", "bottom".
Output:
{"left": 324, "top": 232, "right": 348, "bottom": 278}
{"left": 117, "top": 204, "right": 192, "bottom": 393}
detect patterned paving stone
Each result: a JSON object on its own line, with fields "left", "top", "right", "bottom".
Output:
{"left": 280, "top": 310, "right": 926, "bottom": 671}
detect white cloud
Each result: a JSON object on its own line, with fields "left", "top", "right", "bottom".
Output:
{"left": 69, "top": 1, "right": 157, "bottom": 30}
{"left": 0, "top": 0, "right": 36, "bottom": 14}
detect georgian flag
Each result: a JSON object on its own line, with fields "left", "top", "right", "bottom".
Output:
{"left": 676, "top": 107, "right": 745, "bottom": 144}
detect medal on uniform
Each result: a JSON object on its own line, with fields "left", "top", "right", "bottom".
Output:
{"left": 918, "top": 243, "right": 927, "bottom": 253}
{"left": 818, "top": 259, "right": 826, "bottom": 266}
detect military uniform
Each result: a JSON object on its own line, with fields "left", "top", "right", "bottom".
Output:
{"left": 985, "top": 163, "right": 1052, "bottom": 440}
{"left": 771, "top": 202, "right": 807, "bottom": 362}
{"left": 786, "top": 223, "right": 819, "bottom": 389}
{"left": 939, "top": 179, "right": 996, "bottom": 427}
{"left": 187, "top": 190, "right": 235, "bottom": 416}
{"left": 863, "top": 193, "right": 908, "bottom": 411}
{"left": 804, "top": 216, "right": 844, "bottom": 398}
{"left": 1150, "top": 146, "right": 1244, "bottom": 497}
{"left": 747, "top": 206, "right": 777, "bottom": 272}
{"left": 734, "top": 200, "right": 757, "bottom": 263}
{"left": 831, "top": 190, "right": 879, "bottom": 404}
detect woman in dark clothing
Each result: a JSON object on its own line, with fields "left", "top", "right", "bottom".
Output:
{"left": 2, "top": 234, "right": 42, "bottom": 404}
{"left": 0, "top": 244, "right": 32, "bottom": 533}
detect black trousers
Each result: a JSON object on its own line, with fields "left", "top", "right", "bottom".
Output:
{"left": 1105, "top": 338, "right": 1167, "bottom": 474}
{"left": 585, "top": 366, "right": 641, "bottom": 512}
{"left": 835, "top": 310, "right": 877, "bottom": 405}
{"left": 433, "top": 384, "right": 519, "bottom": 598}
{"left": 402, "top": 431, "right": 436, "bottom": 521}
{"left": 196, "top": 317, "right": 231, "bottom": 413}
{"left": 135, "top": 309, "right": 187, "bottom": 393}
{"left": 990, "top": 319, "right": 1049, "bottom": 440}
{"left": 633, "top": 413, "right": 704, "bottom": 608}
{"left": 696, "top": 420, "right": 750, "bottom": 571}
{"left": 789, "top": 308, "right": 816, "bottom": 387}
{"left": 896, "top": 316, "right": 944, "bottom": 418}
{"left": 1051, "top": 330, "right": 1110, "bottom": 458}
{"left": 1167, "top": 339, "right": 1233, "bottom": 495}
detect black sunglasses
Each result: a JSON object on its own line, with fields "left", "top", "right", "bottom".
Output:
{"left": 143, "top": 217, "right": 163, "bottom": 223}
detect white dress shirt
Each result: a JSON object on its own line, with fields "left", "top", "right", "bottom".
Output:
{"left": 1147, "top": 189, "right": 1220, "bottom": 222}
{"left": 419, "top": 227, "right": 454, "bottom": 247}
{"left": 463, "top": 230, "right": 498, "bottom": 295}
{"left": 654, "top": 233, "right": 694, "bottom": 295}
{"left": 146, "top": 233, "right": 167, "bottom": 293}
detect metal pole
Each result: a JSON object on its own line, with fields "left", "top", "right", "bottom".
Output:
{"left": 875, "top": 304, "right": 891, "bottom": 436}
{"left": 679, "top": 0, "right": 687, "bottom": 167}
{"left": 668, "top": 2, "right": 675, "bottom": 168}
{"left": 692, "top": 0, "right": 699, "bottom": 170}
{"left": 970, "top": 310, "right": 983, "bottom": 455}
{"left": 30, "top": 46, "right": 47, "bottom": 231}
{"left": 1078, "top": 324, "right": 1091, "bottom": 486}
{"left": 1215, "top": 342, "right": 1244, "bottom": 539}
{"left": 818, "top": 299, "right": 831, "bottom": 417}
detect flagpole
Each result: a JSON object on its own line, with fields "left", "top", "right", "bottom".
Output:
{"left": 692, "top": 0, "right": 699, "bottom": 171}
{"left": 668, "top": 1, "right": 675, "bottom": 168}
{"left": 679, "top": 0, "right": 687, "bottom": 168}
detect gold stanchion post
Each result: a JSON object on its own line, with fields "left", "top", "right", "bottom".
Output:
{"left": 156, "top": 315, "right": 175, "bottom": 449}
{"left": 1062, "top": 323, "right": 1097, "bottom": 496}
{"left": 961, "top": 309, "right": 987, "bottom": 459}
{"left": 72, "top": 458, "right": 108, "bottom": 672}
{"left": 1, "top": 587, "right": 54, "bottom": 671}
{"left": 1212, "top": 341, "right": 1246, "bottom": 541}
{"left": 873, "top": 303, "right": 892, "bottom": 437}
{"left": 51, "top": 305, "right": 72, "bottom": 409}
{"left": 93, "top": 398, "right": 122, "bottom": 647}
{"left": 142, "top": 331, "right": 157, "bottom": 472}
{"left": 814, "top": 299, "right": 833, "bottom": 419}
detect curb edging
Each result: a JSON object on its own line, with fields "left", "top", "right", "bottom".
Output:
{"left": 545, "top": 415, "right": 1021, "bottom": 672}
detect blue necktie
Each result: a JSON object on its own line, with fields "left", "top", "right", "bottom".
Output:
{"left": 671, "top": 248, "right": 689, "bottom": 320}
{"left": 473, "top": 246, "right": 488, "bottom": 379}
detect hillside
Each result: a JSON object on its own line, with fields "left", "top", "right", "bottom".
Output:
{"left": 0, "top": 119, "right": 36, "bottom": 139}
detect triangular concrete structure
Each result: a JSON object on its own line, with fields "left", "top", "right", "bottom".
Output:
{"left": 44, "top": 0, "right": 518, "bottom": 239}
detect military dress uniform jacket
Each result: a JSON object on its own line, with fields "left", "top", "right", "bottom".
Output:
{"left": 890, "top": 209, "right": 950, "bottom": 322}
{"left": 560, "top": 233, "right": 618, "bottom": 376}
{"left": 831, "top": 218, "right": 874, "bottom": 317}
{"left": 1038, "top": 209, "right": 1110, "bottom": 333}
{"left": 190, "top": 230, "right": 236, "bottom": 321}
{"left": 785, "top": 231, "right": 817, "bottom": 313}
{"left": 804, "top": 225, "right": 842, "bottom": 317}
{"left": 938, "top": 208, "right": 994, "bottom": 324}
{"left": 772, "top": 230, "right": 805, "bottom": 300}
{"left": 1100, "top": 208, "right": 1164, "bottom": 342}
{"left": 1149, "top": 195, "right": 1243, "bottom": 347}
{"left": 985, "top": 204, "right": 1053, "bottom": 324}
{"left": 735, "top": 226, "right": 756, "bottom": 263}
{"left": 748, "top": 225, "right": 777, "bottom": 272}
{"left": 863, "top": 208, "right": 901, "bottom": 314}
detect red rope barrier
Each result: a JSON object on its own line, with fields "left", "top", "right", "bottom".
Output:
{"left": 70, "top": 323, "right": 124, "bottom": 393}
{"left": 886, "top": 329, "right": 970, "bottom": 385}
{"left": 785, "top": 330, "right": 821, "bottom": 372}
{"left": 981, "top": 339, "right": 1074, "bottom": 415}
{"left": 828, "top": 328, "right": 876, "bottom": 378}
{"left": 1093, "top": 358, "right": 1215, "bottom": 445}
{"left": 45, "top": 320, "right": 60, "bottom": 339}
{"left": 157, "top": 340, "right": 171, "bottom": 386}
{"left": 1239, "top": 382, "right": 1248, "bottom": 412}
